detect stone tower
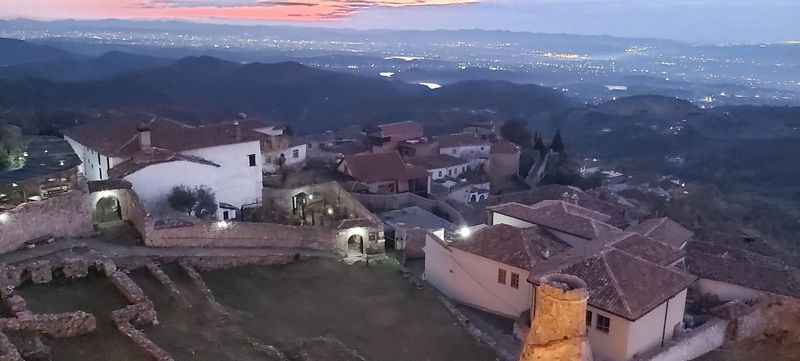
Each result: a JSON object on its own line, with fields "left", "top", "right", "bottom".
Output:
{"left": 519, "top": 273, "right": 593, "bottom": 361}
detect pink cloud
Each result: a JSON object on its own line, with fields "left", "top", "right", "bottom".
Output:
{"left": 0, "top": 0, "right": 479, "bottom": 21}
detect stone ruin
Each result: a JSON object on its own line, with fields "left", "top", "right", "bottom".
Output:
{"left": 0, "top": 264, "right": 98, "bottom": 361}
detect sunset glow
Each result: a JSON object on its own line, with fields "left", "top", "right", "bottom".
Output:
{"left": 0, "top": 0, "right": 479, "bottom": 22}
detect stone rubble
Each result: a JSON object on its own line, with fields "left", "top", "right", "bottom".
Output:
{"left": 0, "top": 331, "right": 22, "bottom": 361}
{"left": 109, "top": 270, "right": 147, "bottom": 304}
{"left": 28, "top": 261, "right": 52, "bottom": 285}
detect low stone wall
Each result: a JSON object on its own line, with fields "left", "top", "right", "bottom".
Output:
{"left": 181, "top": 255, "right": 298, "bottom": 271}
{"left": 111, "top": 301, "right": 173, "bottom": 361}
{"left": 144, "top": 263, "right": 189, "bottom": 307}
{"left": 0, "top": 312, "right": 96, "bottom": 338}
{"left": 179, "top": 261, "right": 227, "bottom": 314}
{"left": 0, "top": 191, "right": 94, "bottom": 254}
{"left": 145, "top": 218, "right": 336, "bottom": 251}
{"left": 353, "top": 192, "right": 466, "bottom": 225}
{"left": 0, "top": 331, "right": 22, "bottom": 361}
{"left": 636, "top": 318, "right": 728, "bottom": 361}
{"left": 109, "top": 270, "right": 148, "bottom": 304}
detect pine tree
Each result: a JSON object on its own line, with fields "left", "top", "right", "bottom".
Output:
{"left": 550, "top": 129, "right": 565, "bottom": 153}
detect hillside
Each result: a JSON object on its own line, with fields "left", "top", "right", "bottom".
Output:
{"left": 0, "top": 37, "right": 83, "bottom": 66}
{"left": 0, "top": 51, "right": 173, "bottom": 81}
{"left": 0, "top": 55, "right": 572, "bottom": 133}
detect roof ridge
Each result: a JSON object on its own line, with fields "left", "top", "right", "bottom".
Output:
{"left": 519, "top": 228, "right": 539, "bottom": 268}
{"left": 601, "top": 251, "right": 633, "bottom": 316}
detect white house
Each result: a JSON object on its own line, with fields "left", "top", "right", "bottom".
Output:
{"left": 379, "top": 206, "right": 454, "bottom": 255}
{"left": 430, "top": 177, "right": 490, "bottom": 204}
{"left": 410, "top": 154, "right": 469, "bottom": 181}
{"left": 236, "top": 119, "right": 308, "bottom": 173}
{"left": 424, "top": 224, "right": 568, "bottom": 318}
{"left": 435, "top": 133, "right": 492, "bottom": 170}
{"left": 63, "top": 117, "right": 264, "bottom": 219}
{"left": 427, "top": 199, "right": 695, "bottom": 361}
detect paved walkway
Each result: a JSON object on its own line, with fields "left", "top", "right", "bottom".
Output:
{"left": 0, "top": 237, "right": 336, "bottom": 266}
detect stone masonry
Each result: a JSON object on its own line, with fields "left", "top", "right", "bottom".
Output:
{"left": 519, "top": 274, "right": 593, "bottom": 361}
{"left": 61, "top": 257, "right": 89, "bottom": 279}
{"left": 28, "top": 261, "right": 52, "bottom": 285}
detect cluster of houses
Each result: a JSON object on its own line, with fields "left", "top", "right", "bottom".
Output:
{"left": 2, "top": 113, "right": 798, "bottom": 361}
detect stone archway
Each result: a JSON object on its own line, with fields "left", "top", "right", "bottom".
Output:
{"left": 95, "top": 196, "right": 122, "bottom": 224}
{"left": 470, "top": 194, "right": 477, "bottom": 203}
{"left": 348, "top": 234, "right": 364, "bottom": 254}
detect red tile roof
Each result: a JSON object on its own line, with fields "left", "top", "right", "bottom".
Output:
{"left": 488, "top": 201, "right": 618, "bottom": 240}
{"left": 686, "top": 240, "right": 800, "bottom": 298}
{"left": 436, "top": 132, "right": 491, "bottom": 148}
{"left": 371, "top": 121, "right": 424, "bottom": 138}
{"left": 63, "top": 116, "right": 263, "bottom": 158}
{"left": 87, "top": 179, "right": 132, "bottom": 193}
{"left": 558, "top": 248, "right": 696, "bottom": 321}
{"left": 490, "top": 141, "right": 520, "bottom": 154}
{"left": 603, "top": 231, "right": 686, "bottom": 266}
{"left": 449, "top": 224, "right": 571, "bottom": 270}
{"left": 410, "top": 154, "right": 468, "bottom": 170}
{"left": 108, "top": 148, "right": 220, "bottom": 179}
{"left": 340, "top": 152, "right": 429, "bottom": 184}
{"left": 628, "top": 217, "right": 694, "bottom": 248}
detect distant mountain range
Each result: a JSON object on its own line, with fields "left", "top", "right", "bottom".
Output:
{"left": 0, "top": 42, "right": 572, "bottom": 132}
{"left": 0, "top": 37, "right": 83, "bottom": 66}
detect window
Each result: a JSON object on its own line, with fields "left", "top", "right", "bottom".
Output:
{"left": 308, "top": 143, "right": 313, "bottom": 149}
{"left": 480, "top": 146, "right": 485, "bottom": 151}
{"left": 448, "top": 169, "right": 452, "bottom": 176}
{"left": 586, "top": 311, "right": 593, "bottom": 327}
{"left": 596, "top": 314, "right": 610, "bottom": 333}
{"left": 497, "top": 269, "right": 507, "bottom": 285}
{"left": 438, "top": 171, "right": 443, "bottom": 177}
{"left": 510, "top": 273, "right": 520, "bottom": 289}
{"left": 223, "top": 211, "right": 230, "bottom": 220}
{"left": 451, "top": 149, "right": 457, "bottom": 155}
{"left": 292, "top": 149, "right": 299, "bottom": 158}
{"left": 462, "top": 166, "right": 466, "bottom": 172}
{"left": 369, "top": 232, "right": 377, "bottom": 241}
{"left": 248, "top": 154, "right": 257, "bottom": 167}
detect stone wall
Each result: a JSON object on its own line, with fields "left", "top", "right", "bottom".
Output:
{"left": 353, "top": 192, "right": 466, "bottom": 225}
{"left": 635, "top": 318, "right": 728, "bottom": 361}
{"left": 0, "top": 191, "right": 93, "bottom": 254}
{"left": 144, "top": 218, "right": 337, "bottom": 251}
{"left": 262, "top": 182, "right": 380, "bottom": 223}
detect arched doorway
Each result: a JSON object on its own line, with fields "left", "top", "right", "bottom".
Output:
{"left": 470, "top": 194, "right": 477, "bottom": 203}
{"left": 348, "top": 234, "right": 364, "bottom": 254}
{"left": 95, "top": 196, "right": 122, "bottom": 224}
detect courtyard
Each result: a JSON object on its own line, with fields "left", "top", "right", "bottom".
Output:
{"left": 9, "top": 259, "right": 498, "bottom": 361}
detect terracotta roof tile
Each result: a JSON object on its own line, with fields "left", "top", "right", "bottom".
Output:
{"left": 87, "top": 179, "right": 132, "bottom": 193}
{"left": 63, "top": 115, "right": 263, "bottom": 158}
{"left": 605, "top": 231, "right": 686, "bottom": 266}
{"left": 558, "top": 248, "right": 696, "bottom": 320}
{"left": 488, "top": 201, "right": 618, "bottom": 240}
{"left": 436, "top": 132, "right": 491, "bottom": 148}
{"left": 628, "top": 217, "right": 694, "bottom": 248}
{"left": 410, "top": 154, "right": 468, "bottom": 170}
{"left": 108, "top": 148, "right": 219, "bottom": 178}
{"left": 686, "top": 240, "right": 800, "bottom": 297}
{"left": 370, "top": 121, "right": 423, "bottom": 137}
{"left": 340, "top": 152, "right": 429, "bottom": 184}
{"left": 490, "top": 141, "right": 519, "bottom": 154}
{"left": 450, "top": 224, "right": 571, "bottom": 270}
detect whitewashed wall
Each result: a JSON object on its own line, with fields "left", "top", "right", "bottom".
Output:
{"left": 64, "top": 136, "right": 124, "bottom": 181}
{"left": 425, "top": 235, "right": 532, "bottom": 318}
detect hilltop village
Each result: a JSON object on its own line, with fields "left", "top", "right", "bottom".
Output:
{"left": 0, "top": 114, "right": 798, "bottom": 361}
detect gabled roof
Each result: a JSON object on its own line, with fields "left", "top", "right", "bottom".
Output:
{"left": 628, "top": 217, "right": 694, "bottom": 248}
{"left": 603, "top": 231, "right": 686, "bottom": 267}
{"left": 449, "top": 224, "right": 571, "bottom": 270}
{"left": 558, "top": 248, "right": 696, "bottom": 321}
{"left": 63, "top": 116, "right": 263, "bottom": 158}
{"left": 436, "top": 132, "right": 491, "bottom": 148}
{"left": 488, "top": 201, "right": 618, "bottom": 240}
{"left": 108, "top": 148, "right": 220, "bottom": 179}
{"left": 369, "top": 121, "right": 423, "bottom": 137}
{"left": 340, "top": 152, "right": 429, "bottom": 184}
{"left": 87, "top": 179, "right": 132, "bottom": 193}
{"left": 490, "top": 141, "right": 519, "bottom": 154}
{"left": 686, "top": 240, "right": 800, "bottom": 298}
{"left": 410, "top": 154, "right": 468, "bottom": 170}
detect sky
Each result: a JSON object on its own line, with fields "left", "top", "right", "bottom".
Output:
{"left": 0, "top": 0, "right": 798, "bottom": 43}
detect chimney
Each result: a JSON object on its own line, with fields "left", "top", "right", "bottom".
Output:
{"left": 233, "top": 120, "right": 242, "bottom": 141}
{"left": 137, "top": 124, "right": 152, "bottom": 151}
{"left": 519, "top": 273, "right": 593, "bottom": 361}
